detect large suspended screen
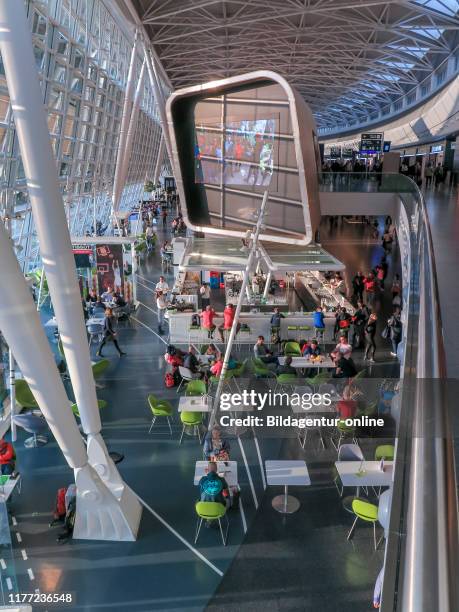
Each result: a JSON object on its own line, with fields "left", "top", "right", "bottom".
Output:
{"left": 192, "top": 84, "right": 303, "bottom": 238}
{"left": 195, "top": 117, "right": 277, "bottom": 188}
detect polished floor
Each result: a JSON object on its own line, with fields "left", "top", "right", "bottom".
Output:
{"left": 1, "top": 211, "right": 404, "bottom": 612}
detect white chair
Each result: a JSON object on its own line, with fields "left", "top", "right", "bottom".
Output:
{"left": 176, "top": 366, "right": 201, "bottom": 393}
{"left": 334, "top": 443, "right": 364, "bottom": 496}
{"left": 87, "top": 323, "right": 104, "bottom": 347}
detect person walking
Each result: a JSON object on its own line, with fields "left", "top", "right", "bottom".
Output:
{"left": 387, "top": 307, "right": 402, "bottom": 357}
{"left": 199, "top": 282, "right": 211, "bottom": 309}
{"left": 352, "top": 271, "right": 365, "bottom": 302}
{"left": 364, "top": 313, "right": 377, "bottom": 362}
{"left": 97, "top": 308, "right": 126, "bottom": 357}
{"left": 156, "top": 290, "right": 168, "bottom": 335}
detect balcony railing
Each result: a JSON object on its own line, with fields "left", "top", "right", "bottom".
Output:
{"left": 319, "top": 172, "right": 459, "bottom": 611}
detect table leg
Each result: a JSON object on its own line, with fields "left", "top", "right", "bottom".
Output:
{"left": 271, "top": 484, "right": 301, "bottom": 514}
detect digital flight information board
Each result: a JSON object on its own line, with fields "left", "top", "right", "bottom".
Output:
{"left": 360, "top": 132, "right": 383, "bottom": 154}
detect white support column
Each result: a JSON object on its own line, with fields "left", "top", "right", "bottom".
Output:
{"left": 263, "top": 271, "right": 272, "bottom": 299}
{"left": 9, "top": 350, "right": 16, "bottom": 443}
{"left": 210, "top": 191, "right": 269, "bottom": 428}
{"left": 143, "top": 43, "right": 174, "bottom": 167}
{"left": 112, "top": 31, "right": 138, "bottom": 214}
{"left": 0, "top": 220, "right": 141, "bottom": 541}
{"left": 0, "top": 0, "right": 142, "bottom": 522}
{"left": 153, "top": 135, "right": 165, "bottom": 184}
{"left": 112, "top": 60, "right": 146, "bottom": 215}
{"left": 131, "top": 242, "right": 138, "bottom": 304}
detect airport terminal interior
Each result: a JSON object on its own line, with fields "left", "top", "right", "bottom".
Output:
{"left": 0, "top": 1, "right": 457, "bottom": 611}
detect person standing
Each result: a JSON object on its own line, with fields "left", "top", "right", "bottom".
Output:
{"left": 199, "top": 282, "right": 211, "bottom": 309}
{"left": 364, "top": 313, "right": 378, "bottom": 362}
{"left": 424, "top": 162, "right": 433, "bottom": 188}
{"left": 156, "top": 290, "right": 168, "bottom": 335}
{"left": 155, "top": 275, "right": 169, "bottom": 294}
{"left": 97, "top": 308, "right": 126, "bottom": 357}
{"left": 387, "top": 307, "right": 402, "bottom": 357}
{"left": 364, "top": 273, "right": 376, "bottom": 309}
{"left": 352, "top": 271, "right": 365, "bottom": 302}
{"left": 351, "top": 300, "right": 370, "bottom": 349}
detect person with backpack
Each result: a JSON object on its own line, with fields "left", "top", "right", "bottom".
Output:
{"left": 334, "top": 307, "right": 352, "bottom": 340}
{"left": 387, "top": 307, "right": 403, "bottom": 357}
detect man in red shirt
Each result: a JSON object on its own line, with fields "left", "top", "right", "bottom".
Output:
{"left": 201, "top": 305, "right": 217, "bottom": 339}
{"left": 0, "top": 438, "right": 15, "bottom": 475}
{"left": 363, "top": 273, "right": 376, "bottom": 308}
{"left": 218, "top": 303, "right": 241, "bottom": 342}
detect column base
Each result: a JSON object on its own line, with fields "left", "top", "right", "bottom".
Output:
{"left": 72, "top": 465, "right": 142, "bottom": 542}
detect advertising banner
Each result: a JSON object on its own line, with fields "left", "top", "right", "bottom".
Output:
{"left": 96, "top": 244, "right": 124, "bottom": 294}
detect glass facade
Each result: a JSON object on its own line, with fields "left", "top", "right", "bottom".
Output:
{"left": 0, "top": 0, "right": 170, "bottom": 271}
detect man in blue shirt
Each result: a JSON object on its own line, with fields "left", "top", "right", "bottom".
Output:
{"left": 312, "top": 306, "right": 326, "bottom": 340}
{"left": 199, "top": 462, "right": 230, "bottom": 507}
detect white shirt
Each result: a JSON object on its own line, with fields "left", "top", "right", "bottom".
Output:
{"left": 335, "top": 342, "right": 352, "bottom": 356}
{"left": 200, "top": 285, "right": 210, "bottom": 299}
{"left": 146, "top": 226, "right": 154, "bottom": 237}
{"left": 156, "top": 280, "right": 169, "bottom": 293}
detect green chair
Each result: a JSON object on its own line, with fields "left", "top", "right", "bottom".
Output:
{"left": 274, "top": 373, "right": 298, "bottom": 393}
{"left": 305, "top": 370, "right": 330, "bottom": 389}
{"left": 347, "top": 498, "right": 381, "bottom": 550}
{"left": 92, "top": 359, "right": 110, "bottom": 378}
{"left": 72, "top": 399, "right": 107, "bottom": 418}
{"left": 179, "top": 411, "right": 203, "bottom": 444}
{"left": 147, "top": 394, "right": 173, "bottom": 435}
{"left": 375, "top": 444, "right": 395, "bottom": 461}
{"left": 251, "top": 358, "right": 272, "bottom": 378}
{"left": 195, "top": 501, "right": 229, "bottom": 545}
{"left": 185, "top": 379, "right": 207, "bottom": 396}
{"left": 15, "top": 379, "right": 39, "bottom": 409}
{"left": 284, "top": 341, "right": 301, "bottom": 357}
{"left": 227, "top": 359, "right": 247, "bottom": 378}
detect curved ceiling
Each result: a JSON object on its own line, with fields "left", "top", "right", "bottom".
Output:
{"left": 132, "top": 0, "right": 459, "bottom": 130}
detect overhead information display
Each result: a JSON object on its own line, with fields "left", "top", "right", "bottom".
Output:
{"left": 360, "top": 132, "right": 383, "bottom": 154}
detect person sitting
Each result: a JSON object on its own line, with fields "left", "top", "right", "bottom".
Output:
{"left": 201, "top": 305, "right": 217, "bottom": 339}
{"left": 333, "top": 355, "right": 358, "bottom": 379}
{"left": 100, "top": 286, "right": 114, "bottom": 302}
{"left": 204, "top": 343, "right": 220, "bottom": 362}
{"left": 92, "top": 298, "right": 105, "bottom": 317}
{"left": 183, "top": 345, "right": 202, "bottom": 375}
{"left": 0, "top": 438, "right": 15, "bottom": 475}
{"left": 203, "top": 428, "right": 230, "bottom": 461}
{"left": 87, "top": 289, "right": 98, "bottom": 304}
{"left": 113, "top": 292, "right": 127, "bottom": 307}
{"left": 199, "top": 462, "right": 230, "bottom": 510}
{"left": 210, "top": 355, "right": 224, "bottom": 378}
{"left": 303, "top": 339, "right": 321, "bottom": 359}
{"left": 337, "top": 385, "right": 358, "bottom": 418}
{"left": 253, "top": 336, "right": 278, "bottom": 365}
{"left": 276, "top": 355, "right": 296, "bottom": 376}
{"left": 218, "top": 303, "right": 240, "bottom": 342}
{"left": 331, "top": 335, "right": 353, "bottom": 363}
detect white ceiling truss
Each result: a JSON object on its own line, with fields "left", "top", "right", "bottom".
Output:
{"left": 131, "top": 0, "right": 459, "bottom": 130}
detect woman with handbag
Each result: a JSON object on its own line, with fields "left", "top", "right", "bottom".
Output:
{"left": 97, "top": 308, "right": 126, "bottom": 357}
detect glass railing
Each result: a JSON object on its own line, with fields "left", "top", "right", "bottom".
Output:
{"left": 318, "top": 172, "right": 458, "bottom": 611}
{"left": 319, "top": 171, "right": 418, "bottom": 193}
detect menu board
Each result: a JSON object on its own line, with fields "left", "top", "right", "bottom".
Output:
{"left": 360, "top": 133, "right": 383, "bottom": 154}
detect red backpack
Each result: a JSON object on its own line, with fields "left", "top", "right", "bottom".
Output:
{"left": 164, "top": 372, "right": 175, "bottom": 388}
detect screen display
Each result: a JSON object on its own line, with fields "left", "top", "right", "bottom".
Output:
{"left": 360, "top": 132, "right": 383, "bottom": 154}
{"left": 195, "top": 118, "right": 276, "bottom": 187}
